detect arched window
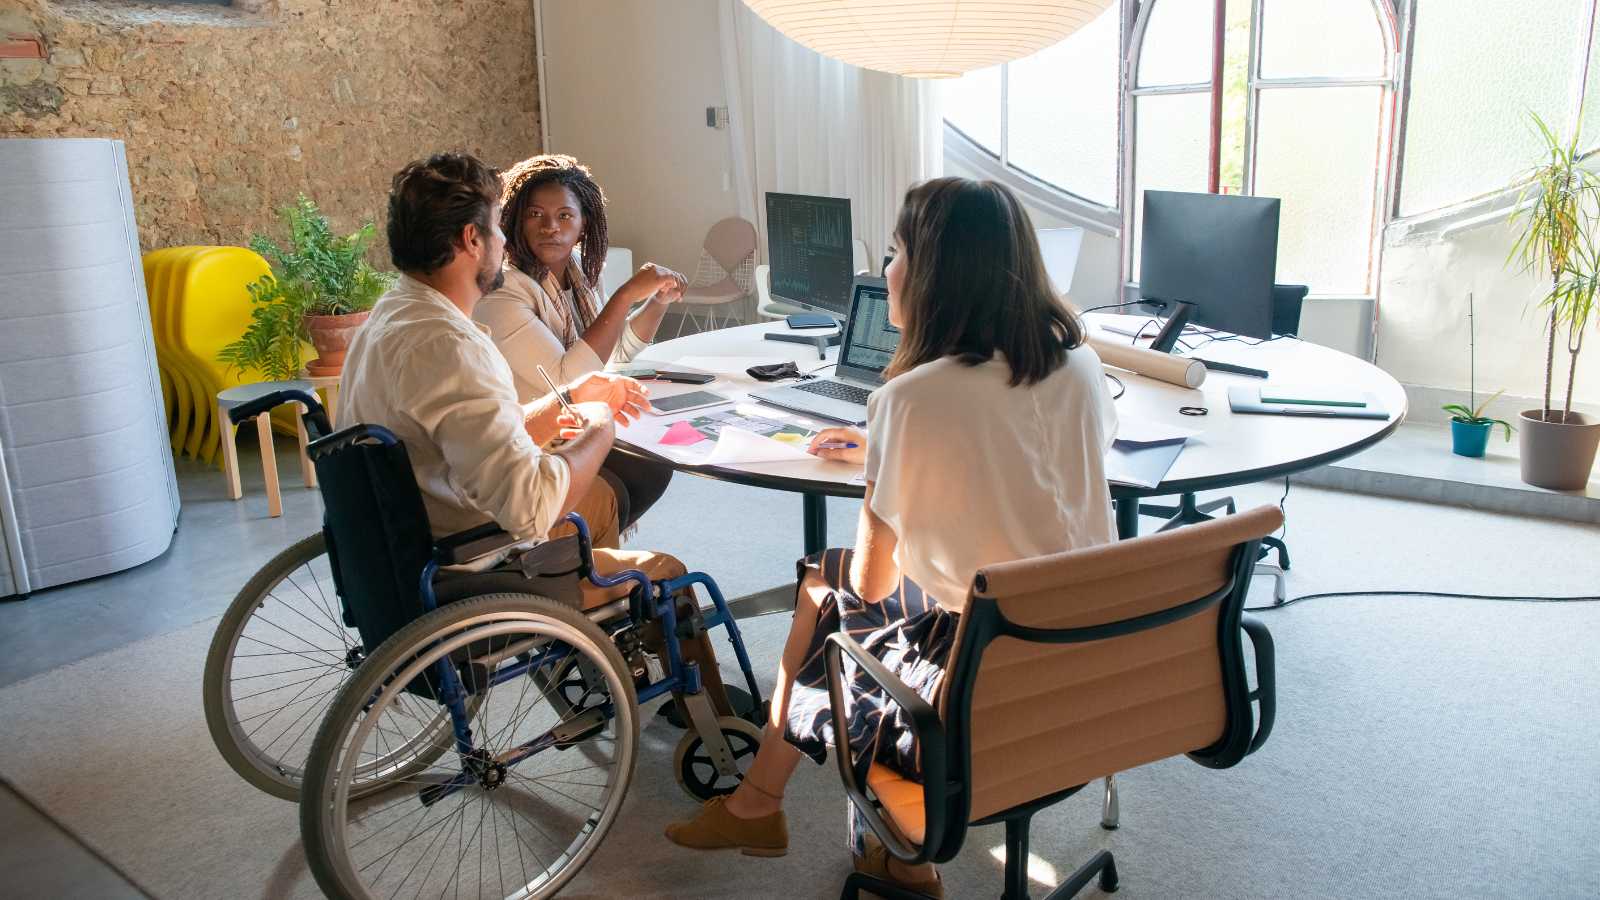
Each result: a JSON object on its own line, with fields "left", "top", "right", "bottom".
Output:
{"left": 1123, "top": 0, "right": 1399, "bottom": 298}
{"left": 942, "top": 6, "right": 1121, "bottom": 209}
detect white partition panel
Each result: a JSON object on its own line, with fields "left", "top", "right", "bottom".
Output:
{"left": 0, "top": 138, "right": 179, "bottom": 597}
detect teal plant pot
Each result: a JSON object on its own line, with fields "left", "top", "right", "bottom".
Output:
{"left": 1451, "top": 418, "right": 1493, "bottom": 458}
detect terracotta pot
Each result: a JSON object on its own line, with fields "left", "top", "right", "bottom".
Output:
{"left": 302, "top": 310, "right": 370, "bottom": 376}
{"left": 1518, "top": 409, "right": 1600, "bottom": 491}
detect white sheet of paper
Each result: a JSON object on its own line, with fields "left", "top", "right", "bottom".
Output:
{"left": 1116, "top": 416, "right": 1202, "bottom": 446}
{"left": 704, "top": 425, "right": 816, "bottom": 465}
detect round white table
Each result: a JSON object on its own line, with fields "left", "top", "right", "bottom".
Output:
{"left": 626, "top": 318, "right": 1405, "bottom": 570}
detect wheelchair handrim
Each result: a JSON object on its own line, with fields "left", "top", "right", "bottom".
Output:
{"left": 317, "top": 613, "right": 636, "bottom": 900}
{"left": 210, "top": 537, "right": 458, "bottom": 795}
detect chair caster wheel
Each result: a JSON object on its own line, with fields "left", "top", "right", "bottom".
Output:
{"left": 674, "top": 716, "right": 763, "bottom": 801}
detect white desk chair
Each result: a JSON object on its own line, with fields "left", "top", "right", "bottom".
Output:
{"left": 600, "top": 246, "right": 634, "bottom": 301}
{"left": 754, "top": 263, "right": 810, "bottom": 321}
{"left": 852, "top": 238, "right": 870, "bottom": 276}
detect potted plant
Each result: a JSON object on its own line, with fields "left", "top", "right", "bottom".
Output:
{"left": 1506, "top": 113, "right": 1600, "bottom": 490}
{"left": 219, "top": 195, "right": 393, "bottom": 381}
{"left": 1443, "top": 390, "right": 1514, "bottom": 458}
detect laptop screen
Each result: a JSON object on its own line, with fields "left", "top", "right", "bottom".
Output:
{"left": 837, "top": 280, "right": 900, "bottom": 381}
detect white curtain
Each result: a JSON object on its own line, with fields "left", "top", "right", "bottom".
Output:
{"left": 718, "top": 0, "right": 944, "bottom": 273}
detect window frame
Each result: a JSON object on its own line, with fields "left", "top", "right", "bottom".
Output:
{"left": 1118, "top": 0, "right": 1403, "bottom": 301}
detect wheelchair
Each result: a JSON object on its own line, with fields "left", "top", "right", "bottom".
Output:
{"left": 200, "top": 390, "right": 768, "bottom": 898}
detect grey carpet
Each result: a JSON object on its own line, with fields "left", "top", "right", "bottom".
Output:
{"left": 1, "top": 484, "right": 1597, "bottom": 898}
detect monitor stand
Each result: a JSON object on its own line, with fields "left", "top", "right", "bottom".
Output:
{"left": 763, "top": 319, "right": 842, "bottom": 357}
{"left": 1147, "top": 300, "right": 1270, "bottom": 378}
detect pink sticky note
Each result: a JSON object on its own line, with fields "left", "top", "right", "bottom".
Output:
{"left": 660, "top": 421, "right": 707, "bottom": 446}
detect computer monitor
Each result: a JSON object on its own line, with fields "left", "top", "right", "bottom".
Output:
{"left": 1139, "top": 190, "right": 1280, "bottom": 352}
{"left": 837, "top": 277, "right": 899, "bottom": 383}
{"left": 765, "top": 192, "right": 854, "bottom": 317}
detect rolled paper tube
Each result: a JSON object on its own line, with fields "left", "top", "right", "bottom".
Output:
{"left": 1088, "top": 336, "right": 1207, "bottom": 389}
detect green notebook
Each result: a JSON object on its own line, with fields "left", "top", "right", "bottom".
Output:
{"left": 1259, "top": 385, "right": 1369, "bottom": 408}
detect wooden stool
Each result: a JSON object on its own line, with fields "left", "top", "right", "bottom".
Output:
{"left": 218, "top": 380, "right": 316, "bottom": 517}
{"left": 298, "top": 369, "right": 343, "bottom": 428}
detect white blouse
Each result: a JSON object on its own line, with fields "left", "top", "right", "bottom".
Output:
{"left": 863, "top": 346, "right": 1119, "bottom": 612}
{"left": 474, "top": 257, "right": 650, "bottom": 404}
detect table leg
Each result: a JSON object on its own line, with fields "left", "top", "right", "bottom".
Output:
{"left": 803, "top": 493, "right": 827, "bottom": 555}
{"left": 1115, "top": 497, "right": 1140, "bottom": 540}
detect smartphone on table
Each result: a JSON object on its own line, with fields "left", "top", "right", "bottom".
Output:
{"left": 649, "top": 391, "right": 733, "bottom": 414}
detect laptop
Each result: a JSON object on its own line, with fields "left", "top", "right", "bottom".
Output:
{"left": 750, "top": 277, "right": 897, "bottom": 426}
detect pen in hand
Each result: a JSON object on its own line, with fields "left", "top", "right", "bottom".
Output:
{"left": 813, "top": 441, "right": 859, "bottom": 450}
{"left": 535, "top": 364, "right": 585, "bottom": 429}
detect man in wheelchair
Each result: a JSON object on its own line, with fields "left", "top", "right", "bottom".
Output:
{"left": 341, "top": 151, "right": 736, "bottom": 719}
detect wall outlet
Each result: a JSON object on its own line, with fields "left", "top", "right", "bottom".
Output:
{"left": 705, "top": 105, "right": 729, "bottom": 129}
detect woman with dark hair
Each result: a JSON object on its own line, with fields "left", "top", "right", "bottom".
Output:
{"left": 665, "top": 177, "right": 1119, "bottom": 896}
{"left": 476, "top": 154, "right": 685, "bottom": 533}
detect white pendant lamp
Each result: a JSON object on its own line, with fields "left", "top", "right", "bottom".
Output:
{"left": 744, "top": 0, "right": 1116, "bottom": 78}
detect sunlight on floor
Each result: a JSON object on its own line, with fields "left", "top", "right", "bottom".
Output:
{"left": 989, "top": 843, "right": 1058, "bottom": 885}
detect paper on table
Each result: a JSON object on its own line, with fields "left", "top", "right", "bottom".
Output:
{"left": 1116, "top": 416, "right": 1201, "bottom": 446}
{"left": 704, "top": 426, "right": 816, "bottom": 465}
{"left": 660, "top": 421, "right": 706, "bottom": 446}
{"left": 1105, "top": 441, "right": 1185, "bottom": 489}
{"left": 669, "top": 356, "right": 779, "bottom": 376}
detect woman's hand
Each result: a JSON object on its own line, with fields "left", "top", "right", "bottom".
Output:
{"left": 624, "top": 262, "right": 687, "bottom": 305}
{"left": 567, "top": 372, "right": 650, "bottom": 426}
{"left": 808, "top": 426, "right": 867, "bottom": 465}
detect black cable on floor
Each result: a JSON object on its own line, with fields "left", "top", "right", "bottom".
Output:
{"left": 1247, "top": 590, "right": 1600, "bottom": 613}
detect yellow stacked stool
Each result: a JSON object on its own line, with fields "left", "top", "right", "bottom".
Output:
{"left": 143, "top": 246, "right": 318, "bottom": 515}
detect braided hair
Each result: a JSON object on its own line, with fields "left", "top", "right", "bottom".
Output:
{"left": 500, "top": 154, "right": 609, "bottom": 331}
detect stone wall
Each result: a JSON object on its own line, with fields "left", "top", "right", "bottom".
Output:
{"left": 0, "top": 0, "right": 541, "bottom": 253}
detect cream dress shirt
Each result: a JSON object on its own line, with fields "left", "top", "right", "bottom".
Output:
{"left": 474, "top": 258, "right": 650, "bottom": 404}
{"left": 863, "top": 346, "right": 1119, "bottom": 612}
{"left": 339, "top": 274, "right": 571, "bottom": 544}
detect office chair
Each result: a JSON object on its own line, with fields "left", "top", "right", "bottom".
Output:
{"left": 1138, "top": 284, "right": 1307, "bottom": 604}
{"left": 824, "top": 506, "right": 1281, "bottom": 900}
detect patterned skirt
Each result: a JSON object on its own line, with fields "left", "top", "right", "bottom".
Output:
{"left": 782, "top": 548, "right": 959, "bottom": 851}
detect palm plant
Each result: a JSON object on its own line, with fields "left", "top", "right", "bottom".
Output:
{"left": 1507, "top": 112, "right": 1600, "bottom": 423}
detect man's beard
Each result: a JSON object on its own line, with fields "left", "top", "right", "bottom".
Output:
{"left": 476, "top": 258, "right": 504, "bottom": 294}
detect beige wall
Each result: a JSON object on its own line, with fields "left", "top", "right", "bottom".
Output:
{"left": 540, "top": 0, "right": 738, "bottom": 283}
{"left": 1377, "top": 216, "right": 1600, "bottom": 413}
{"left": 0, "top": 0, "right": 541, "bottom": 253}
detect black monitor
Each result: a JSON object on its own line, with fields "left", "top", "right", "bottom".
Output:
{"left": 1139, "top": 190, "right": 1280, "bottom": 353}
{"left": 765, "top": 192, "right": 853, "bottom": 317}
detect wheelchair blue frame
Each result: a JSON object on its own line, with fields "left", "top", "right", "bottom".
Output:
{"left": 224, "top": 387, "right": 767, "bottom": 810}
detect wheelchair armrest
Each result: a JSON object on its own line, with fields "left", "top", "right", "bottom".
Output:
{"left": 1241, "top": 614, "right": 1276, "bottom": 755}
{"left": 433, "top": 523, "right": 521, "bottom": 567}
{"left": 823, "top": 632, "right": 950, "bottom": 866}
{"left": 563, "top": 512, "right": 652, "bottom": 601}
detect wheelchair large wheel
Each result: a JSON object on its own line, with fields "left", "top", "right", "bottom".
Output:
{"left": 301, "top": 593, "right": 638, "bottom": 900}
{"left": 203, "top": 533, "right": 467, "bottom": 800}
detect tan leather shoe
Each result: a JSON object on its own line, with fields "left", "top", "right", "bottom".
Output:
{"left": 664, "top": 796, "right": 788, "bottom": 857}
{"left": 854, "top": 838, "right": 945, "bottom": 899}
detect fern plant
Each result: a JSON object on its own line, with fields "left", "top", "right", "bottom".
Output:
{"left": 219, "top": 195, "right": 394, "bottom": 381}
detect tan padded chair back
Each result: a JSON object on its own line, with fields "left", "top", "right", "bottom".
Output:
{"left": 951, "top": 505, "right": 1282, "bottom": 821}
{"left": 703, "top": 217, "right": 757, "bottom": 274}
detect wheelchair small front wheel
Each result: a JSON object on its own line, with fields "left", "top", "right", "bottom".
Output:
{"left": 674, "top": 715, "right": 764, "bottom": 801}
{"left": 301, "top": 593, "right": 638, "bottom": 900}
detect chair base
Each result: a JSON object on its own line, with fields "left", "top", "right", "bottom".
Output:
{"left": 1140, "top": 493, "right": 1290, "bottom": 604}
{"left": 839, "top": 821, "right": 1119, "bottom": 900}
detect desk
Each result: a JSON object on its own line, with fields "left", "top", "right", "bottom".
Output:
{"left": 623, "top": 320, "right": 1406, "bottom": 612}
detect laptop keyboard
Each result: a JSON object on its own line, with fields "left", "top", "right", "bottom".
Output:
{"left": 794, "top": 380, "right": 873, "bottom": 404}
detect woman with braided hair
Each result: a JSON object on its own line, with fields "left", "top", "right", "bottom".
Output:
{"left": 476, "top": 153, "right": 687, "bottom": 533}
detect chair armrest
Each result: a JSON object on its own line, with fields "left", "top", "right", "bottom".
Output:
{"left": 1241, "top": 614, "right": 1276, "bottom": 755}
{"left": 433, "top": 523, "right": 520, "bottom": 567}
{"left": 823, "top": 632, "right": 949, "bottom": 865}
